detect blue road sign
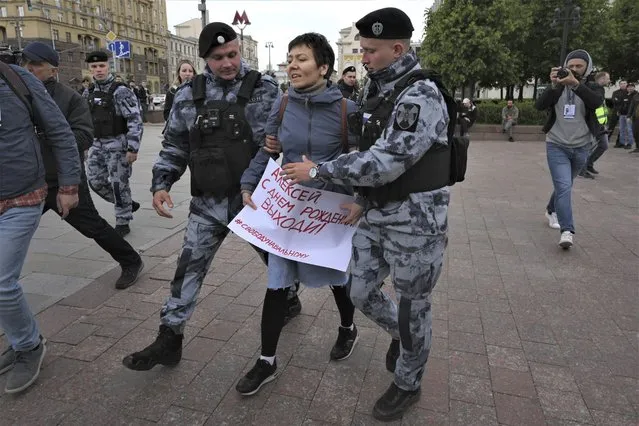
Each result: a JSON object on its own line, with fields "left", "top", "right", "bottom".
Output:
{"left": 107, "top": 40, "right": 130, "bottom": 59}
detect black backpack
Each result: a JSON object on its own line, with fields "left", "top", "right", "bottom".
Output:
{"left": 393, "top": 69, "right": 469, "bottom": 186}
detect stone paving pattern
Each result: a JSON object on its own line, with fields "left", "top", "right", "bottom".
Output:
{"left": 3, "top": 128, "right": 637, "bottom": 425}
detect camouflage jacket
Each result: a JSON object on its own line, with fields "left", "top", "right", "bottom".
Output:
{"left": 83, "top": 74, "right": 144, "bottom": 153}
{"left": 318, "top": 49, "right": 450, "bottom": 236}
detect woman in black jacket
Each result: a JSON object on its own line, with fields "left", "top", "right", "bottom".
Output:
{"left": 163, "top": 59, "right": 196, "bottom": 121}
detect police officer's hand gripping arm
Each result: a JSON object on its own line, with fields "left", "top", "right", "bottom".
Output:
{"left": 150, "top": 87, "right": 193, "bottom": 218}
{"left": 25, "top": 68, "right": 82, "bottom": 217}
{"left": 114, "top": 86, "right": 144, "bottom": 164}
{"left": 282, "top": 80, "right": 448, "bottom": 189}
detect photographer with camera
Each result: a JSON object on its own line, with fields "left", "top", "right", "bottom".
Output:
{"left": 535, "top": 49, "right": 603, "bottom": 249}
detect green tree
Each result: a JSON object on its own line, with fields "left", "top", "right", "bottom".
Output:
{"left": 521, "top": 0, "right": 612, "bottom": 89}
{"left": 421, "top": 0, "right": 532, "bottom": 97}
{"left": 605, "top": 0, "right": 639, "bottom": 82}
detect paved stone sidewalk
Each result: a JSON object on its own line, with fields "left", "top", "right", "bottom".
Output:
{"left": 1, "top": 141, "right": 637, "bottom": 425}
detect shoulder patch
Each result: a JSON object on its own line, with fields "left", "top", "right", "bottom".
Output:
{"left": 393, "top": 103, "right": 421, "bottom": 132}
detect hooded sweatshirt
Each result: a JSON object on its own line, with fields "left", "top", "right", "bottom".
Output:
{"left": 535, "top": 49, "right": 604, "bottom": 148}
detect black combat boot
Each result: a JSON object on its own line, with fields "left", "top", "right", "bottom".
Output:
{"left": 386, "top": 339, "right": 400, "bottom": 373}
{"left": 122, "top": 325, "right": 183, "bottom": 371}
{"left": 373, "top": 382, "right": 421, "bottom": 421}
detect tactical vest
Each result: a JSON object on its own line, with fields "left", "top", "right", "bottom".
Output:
{"left": 188, "top": 70, "right": 262, "bottom": 198}
{"left": 595, "top": 104, "right": 608, "bottom": 125}
{"left": 354, "top": 69, "right": 467, "bottom": 207}
{"left": 87, "top": 82, "right": 128, "bottom": 138}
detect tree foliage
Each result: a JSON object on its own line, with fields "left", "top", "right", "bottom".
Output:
{"left": 604, "top": 0, "right": 639, "bottom": 81}
{"left": 420, "top": 0, "right": 635, "bottom": 94}
{"left": 421, "top": 0, "right": 532, "bottom": 90}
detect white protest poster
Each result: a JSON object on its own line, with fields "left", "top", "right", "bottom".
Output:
{"left": 228, "top": 159, "right": 357, "bottom": 272}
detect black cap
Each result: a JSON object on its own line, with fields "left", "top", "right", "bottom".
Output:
{"left": 356, "top": 7, "right": 414, "bottom": 40}
{"left": 85, "top": 50, "right": 109, "bottom": 63}
{"left": 22, "top": 42, "right": 59, "bottom": 67}
{"left": 342, "top": 66, "right": 356, "bottom": 75}
{"left": 199, "top": 22, "right": 238, "bottom": 58}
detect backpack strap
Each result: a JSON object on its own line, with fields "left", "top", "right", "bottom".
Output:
{"left": 0, "top": 61, "right": 33, "bottom": 119}
{"left": 191, "top": 74, "right": 207, "bottom": 112}
{"left": 236, "top": 70, "right": 262, "bottom": 107}
{"left": 277, "top": 94, "right": 289, "bottom": 125}
{"left": 341, "top": 97, "right": 349, "bottom": 152}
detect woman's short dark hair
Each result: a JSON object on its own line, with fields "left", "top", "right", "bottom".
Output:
{"left": 288, "top": 32, "right": 335, "bottom": 80}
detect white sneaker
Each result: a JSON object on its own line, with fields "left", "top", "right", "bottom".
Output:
{"left": 559, "top": 231, "right": 573, "bottom": 249}
{"left": 545, "top": 212, "right": 560, "bottom": 229}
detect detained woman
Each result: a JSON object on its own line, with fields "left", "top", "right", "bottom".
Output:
{"left": 163, "top": 59, "right": 196, "bottom": 121}
{"left": 236, "top": 33, "right": 362, "bottom": 396}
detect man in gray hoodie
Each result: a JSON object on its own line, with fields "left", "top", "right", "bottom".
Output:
{"left": 535, "top": 49, "right": 603, "bottom": 249}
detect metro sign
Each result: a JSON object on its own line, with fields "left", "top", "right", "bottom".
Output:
{"left": 232, "top": 10, "right": 250, "bottom": 26}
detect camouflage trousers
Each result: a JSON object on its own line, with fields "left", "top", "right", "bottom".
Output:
{"left": 160, "top": 211, "right": 229, "bottom": 333}
{"left": 349, "top": 217, "right": 447, "bottom": 392}
{"left": 86, "top": 147, "right": 133, "bottom": 226}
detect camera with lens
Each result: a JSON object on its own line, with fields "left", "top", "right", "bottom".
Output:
{"left": 0, "top": 46, "right": 22, "bottom": 65}
{"left": 556, "top": 67, "right": 571, "bottom": 79}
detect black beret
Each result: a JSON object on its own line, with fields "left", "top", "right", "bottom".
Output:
{"left": 342, "top": 66, "right": 356, "bottom": 75}
{"left": 199, "top": 22, "right": 238, "bottom": 58}
{"left": 22, "top": 42, "right": 59, "bottom": 67}
{"left": 356, "top": 7, "right": 414, "bottom": 40}
{"left": 85, "top": 50, "right": 109, "bottom": 63}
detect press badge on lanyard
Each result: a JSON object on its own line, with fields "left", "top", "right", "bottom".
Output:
{"left": 563, "top": 90, "right": 576, "bottom": 119}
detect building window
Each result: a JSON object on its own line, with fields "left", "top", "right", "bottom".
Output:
{"left": 72, "top": 14, "right": 77, "bottom": 25}
{"left": 66, "top": 32, "right": 71, "bottom": 42}
{"left": 55, "top": 0, "right": 61, "bottom": 7}
{"left": 0, "top": 7, "right": 6, "bottom": 18}
{"left": 67, "top": 52, "right": 73, "bottom": 61}
{"left": 137, "top": 63, "right": 142, "bottom": 71}
{"left": 351, "top": 48, "right": 358, "bottom": 54}
{"left": 17, "top": 6, "right": 24, "bottom": 17}
{"left": 52, "top": 29, "right": 59, "bottom": 40}
{"left": 0, "top": 26, "right": 6, "bottom": 43}
{"left": 58, "top": 13, "right": 63, "bottom": 22}
{"left": 80, "top": 18, "right": 87, "bottom": 28}
{"left": 43, "top": 8, "right": 50, "bottom": 18}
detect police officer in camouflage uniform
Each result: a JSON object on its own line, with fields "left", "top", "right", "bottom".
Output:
{"left": 122, "top": 23, "right": 279, "bottom": 371}
{"left": 282, "top": 8, "right": 449, "bottom": 421}
{"left": 84, "top": 51, "right": 143, "bottom": 237}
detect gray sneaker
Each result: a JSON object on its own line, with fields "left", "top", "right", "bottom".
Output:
{"left": 0, "top": 346, "right": 16, "bottom": 375}
{"left": 5, "top": 338, "right": 47, "bottom": 394}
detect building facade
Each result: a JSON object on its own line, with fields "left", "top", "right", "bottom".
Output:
{"left": 166, "top": 32, "right": 202, "bottom": 86}
{"left": 174, "top": 17, "right": 201, "bottom": 39}
{"left": 0, "top": 0, "right": 169, "bottom": 93}
{"left": 336, "top": 22, "right": 422, "bottom": 84}
{"left": 239, "top": 33, "right": 258, "bottom": 71}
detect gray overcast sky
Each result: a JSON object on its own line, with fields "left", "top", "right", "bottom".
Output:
{"left": 165, "top": 0, "right": 433, "bottom": 70}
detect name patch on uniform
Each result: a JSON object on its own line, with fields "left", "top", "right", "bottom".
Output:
{"left": 249, "top": 95, "right": 262, "bottom": 103}
{"left": 393, "top": 103, "right": 420, "bottom": 132}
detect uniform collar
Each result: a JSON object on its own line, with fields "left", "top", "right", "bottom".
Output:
{"left": 367, "top": 49, "right": 419, "bottom": 85}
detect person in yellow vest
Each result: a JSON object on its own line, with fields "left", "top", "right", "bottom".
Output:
{"left": 581, "top": 71, "right": 611, "bottom": 178}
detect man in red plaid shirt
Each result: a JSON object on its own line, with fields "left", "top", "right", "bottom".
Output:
{"left": 0, "top": 59, "right": 81, "bottom": 394}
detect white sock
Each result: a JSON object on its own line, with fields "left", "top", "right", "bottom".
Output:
{"left": 340, "top": 324, "right": 354, "bottom": 331}
{"left": 260, "top": 355, "right": 275, "bottom": 365}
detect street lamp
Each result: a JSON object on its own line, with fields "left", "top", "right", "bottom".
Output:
{"left": 265, "top": 41, "right": 273, "bottom": 72}
{"left": 550, "top": 0, "right": 581, "bottom": 65}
